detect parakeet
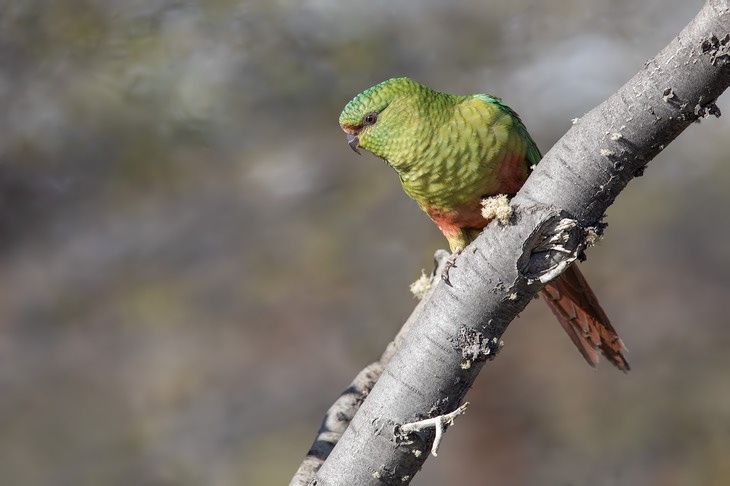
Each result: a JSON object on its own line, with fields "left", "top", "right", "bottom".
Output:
{"left": 339, "top": 77, "right": 629, "bottom": 371}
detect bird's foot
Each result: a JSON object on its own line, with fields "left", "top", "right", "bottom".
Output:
{"left": 441, "top": 247, "right": 463, "bottom": 286}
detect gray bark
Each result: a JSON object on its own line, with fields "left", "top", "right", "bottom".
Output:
{"left": 289, "top": 252, "right": 449, "bottom": 486}
{"left": 295, "top": 1, "right": 730, "bottom": 484}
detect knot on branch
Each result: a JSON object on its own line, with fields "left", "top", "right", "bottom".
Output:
{"left": 518, "top": 215, "right": 591, "bottom": 284}
{"left": 449, "top": 328, "right": 503, "bottom": 369}
{"left": 661, "top": 88, "right": 721, "bottom": 121}
{"left": 701, "top": 33, "right": 730, "bottom": 67}
{"left": 694, "top": 95, "right": 722, "bottom": 118}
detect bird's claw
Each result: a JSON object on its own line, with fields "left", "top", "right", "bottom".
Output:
{"left": 441, "top": 262, "right": 455, "bottom": 286}
{"left": 440, "top": 247, "right": 463, "bottom": 286}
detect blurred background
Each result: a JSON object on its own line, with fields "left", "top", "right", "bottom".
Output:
{"left": 0, "top": 0, "right": 728, "bottom": 485}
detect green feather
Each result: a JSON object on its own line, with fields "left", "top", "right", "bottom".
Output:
{"left": 339, "top": 77, "right": 540, "bottom": 250}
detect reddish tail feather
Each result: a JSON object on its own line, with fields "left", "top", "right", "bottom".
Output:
{"left": 539, "top": 264, "right": 630, "bottom": 372}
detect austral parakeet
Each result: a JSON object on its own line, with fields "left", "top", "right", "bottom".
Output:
{"left": 339, "top": 77, "right": 629, "bottom": 371}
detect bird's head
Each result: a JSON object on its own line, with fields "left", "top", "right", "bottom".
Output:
{"left": 339, "top": 77, "right": 428, "bottom": 167}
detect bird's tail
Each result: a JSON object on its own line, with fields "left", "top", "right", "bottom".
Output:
{"left": 539, "top": 264, "right": 630, "bottom": 372}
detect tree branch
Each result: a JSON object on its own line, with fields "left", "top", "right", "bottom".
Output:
{"left": 295, "top": 1, "right": 730, "bottom": 484}
{"left": 289, "top": 253, "right": 450, "bottom": 486}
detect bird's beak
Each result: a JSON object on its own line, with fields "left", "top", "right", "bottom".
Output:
{"left": 347, "top": 133, "right": 361, "bottom": 155}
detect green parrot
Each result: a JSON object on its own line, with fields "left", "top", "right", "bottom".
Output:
{"left": 339, "top": 77, "right": 629, "bottom": 371}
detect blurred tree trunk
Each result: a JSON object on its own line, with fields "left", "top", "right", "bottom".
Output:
{"left": 293, "top": 0, "right": 730, "bottom": 484}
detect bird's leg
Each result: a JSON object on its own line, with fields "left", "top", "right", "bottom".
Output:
{"left": 441, "top": 246, "right": 463, "bottom": 286}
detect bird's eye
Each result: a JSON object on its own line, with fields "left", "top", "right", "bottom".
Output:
{"left": 363, "top": 113, "right": 378, "bottom": 126}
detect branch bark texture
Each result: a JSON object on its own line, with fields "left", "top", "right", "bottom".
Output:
{"left": 308, "top": 1, "right": 730, "bottom": 484}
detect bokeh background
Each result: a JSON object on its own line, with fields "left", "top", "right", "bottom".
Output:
{"left": 1, "top": 0, "right": 728, "bottom": 485}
